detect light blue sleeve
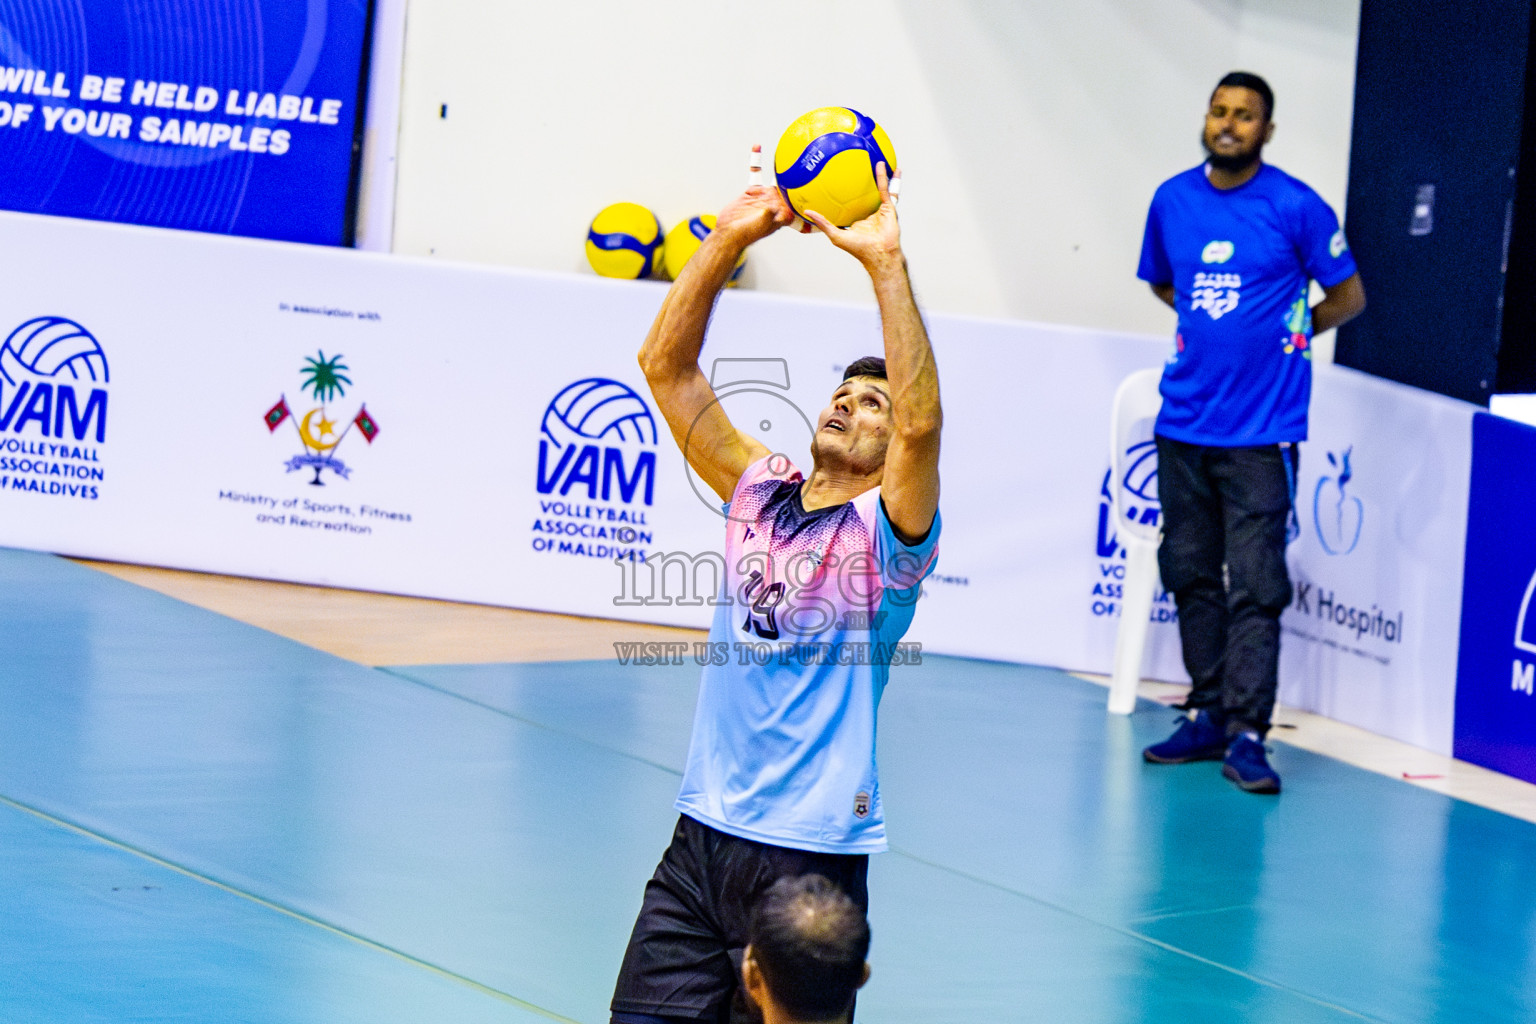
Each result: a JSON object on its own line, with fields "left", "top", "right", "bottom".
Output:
{"left": 874, "top": 499, "right": 941, "bottom": 593}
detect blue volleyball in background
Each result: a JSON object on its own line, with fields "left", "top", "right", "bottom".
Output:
{"left": 585, "top": 203, "right": 664, "bottom": 279}
{"left": 663, "top": 214, "right": 746, "bottom": 284}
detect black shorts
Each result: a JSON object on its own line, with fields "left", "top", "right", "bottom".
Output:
{"left": 610, "top": 814, "right": 870, "bottom": 1023}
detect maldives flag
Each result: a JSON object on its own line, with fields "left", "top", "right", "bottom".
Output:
{"left": 353, "top": 405, "right": 379, "bottom": 443}
{"left": 264, "top": 396, "right": 290, "bottom": 432}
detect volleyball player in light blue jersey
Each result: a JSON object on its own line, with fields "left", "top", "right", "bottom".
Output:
{"left": 611, "top": 159, "right": 941, "bottom": 1024}
{"left": 674, "top": 442, "right": 940, "bottom": 855}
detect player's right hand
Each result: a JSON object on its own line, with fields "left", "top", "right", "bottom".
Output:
{"left": 713, "top": 145, "right": 803, "bottom": 246}
{"left": 802, "top": 162, "right": 902, "bottom": 271}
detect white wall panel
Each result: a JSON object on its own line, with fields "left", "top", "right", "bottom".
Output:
{"left": 1, "top": 210, "right": 1469, "bottom": 754}
{"left": 388, "top": 0, "right": 1359, "bottom": 335}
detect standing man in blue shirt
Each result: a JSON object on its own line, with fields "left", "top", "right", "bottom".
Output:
{"left": 1136, "top": 72, "right": 1366, "bottom": 794}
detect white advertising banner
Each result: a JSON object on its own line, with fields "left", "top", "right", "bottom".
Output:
{"left": 0, "top": 211, "right": 1469, "bottom": 754}
{"left": 1278, "top": 365, "right": 1474, "bottom": 755}
{"left": 0, "top": 210, "right": 1178, "bottom": 677}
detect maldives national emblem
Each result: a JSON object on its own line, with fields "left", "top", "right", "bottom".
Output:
{"left": 263, "top": 351, "right": 380, "bottom": 485}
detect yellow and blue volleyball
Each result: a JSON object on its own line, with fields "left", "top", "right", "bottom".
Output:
{"left": 663, "top": 214, "right": 746, "bottom": 284}
{"left": 585, "top": 202, "right": 664, "bottom": 279}
{"left": 774, "top": 107, "right": 896, "bottom": 228}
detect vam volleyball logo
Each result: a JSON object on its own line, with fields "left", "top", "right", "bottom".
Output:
{"left": 532, "top": 377, "right": 658, "bottom": 562}
{"left": 0, "top": 316, "right": 110, "bottom": 501}
{"left": 1096, "top": 439, "right": 1160, "bottom": 558}
{"left": 1092, "top": 440, "right": 1175, "bottom": 623}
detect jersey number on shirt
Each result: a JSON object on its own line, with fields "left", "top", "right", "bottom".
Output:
{"left": 741, "top": 570, "right": 785, "bottom": 641}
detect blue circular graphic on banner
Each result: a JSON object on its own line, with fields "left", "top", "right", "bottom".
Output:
{"left": 541, "top": 378, "right": 657, "bottom": 448}
{"left": 0, "top": 316, "right": 109, "bottom": 385}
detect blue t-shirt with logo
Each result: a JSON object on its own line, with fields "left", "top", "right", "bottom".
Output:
{"left": 1137, "top": 163, "right": 1357, "bottom": 445}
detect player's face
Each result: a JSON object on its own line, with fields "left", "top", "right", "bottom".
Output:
{"left": 1202, "top": 86, "right": 1272, "bottom": 170}
{"left": 811, "top": 375, "right": 892, "bottom": 474}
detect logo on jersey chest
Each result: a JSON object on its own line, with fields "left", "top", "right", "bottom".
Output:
{"left": 1191, "top": 271, "right": 1242, "bottom": 320}
{"left": 1201, "top": 240, "right": 1235, "bottom": 264}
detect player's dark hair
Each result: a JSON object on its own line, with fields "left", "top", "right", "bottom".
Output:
{"left": 842, "top": 356, "right": 886, "bottom": 381}
{"left": 1213, "top": 71, "right": 1274, "bottom": 122}
{"left": 749, "top": 875, "right": 870, "bottom": 1022}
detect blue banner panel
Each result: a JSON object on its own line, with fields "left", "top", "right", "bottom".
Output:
{"left": 0, "top": 1, "right": 371, "bottom": 246}
{"left": 1454, "top": 412, "right": 1536, "bottom": 781}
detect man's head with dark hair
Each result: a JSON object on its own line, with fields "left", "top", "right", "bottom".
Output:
{"left": 841, "top": 356, "right": 886, "bottom": 382}
{"left": 1203, "top": 71, "right": 1275, "bottom": 175}
{"left": 1212, "top": 71, "right": 1273, "bottom": 123}
{"left": 741, "top": 875, "right": 871, "bottom": 1023}
{"left": 810, "top": 356, "right": 892, "bottom": 477}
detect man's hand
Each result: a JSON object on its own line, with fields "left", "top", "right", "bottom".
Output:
{"left": 1311, "top": 272, "right": 1366, "bottom": 334}
{"left": 713, "top": 148, "right": 801, "bottom": 248}
{"left": 801, "top": 163, "right": 902, "bottom": 273}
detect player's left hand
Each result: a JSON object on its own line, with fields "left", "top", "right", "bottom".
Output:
{"left": 801, "top": 162, "right": 902, "bottom": 270}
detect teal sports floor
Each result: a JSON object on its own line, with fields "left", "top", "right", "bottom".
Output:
{"left": 2, "top": 546, "right": 1533, "bottom": 1022}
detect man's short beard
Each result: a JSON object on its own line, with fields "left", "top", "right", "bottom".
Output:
{"left": 1202, "top": 133, "right": 1261, "bottom": 173}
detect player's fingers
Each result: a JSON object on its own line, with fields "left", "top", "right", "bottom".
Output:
{"left": 801, "top": 209, "right": 835, "bottom": 234}
{"left": 888, "top": 168, "right": 902, "bottom": 204}
{"left": 748, "top": 144, "right": 764, "bottom": 188}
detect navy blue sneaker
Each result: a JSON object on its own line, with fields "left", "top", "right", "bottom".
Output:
{"left": 1143, "top": 710, "right": 1228, "bottom": 764}
{"left": 1222, "top": 732, "right": 1281, "bottom": 794}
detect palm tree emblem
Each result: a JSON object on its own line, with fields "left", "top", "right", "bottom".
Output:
{"left": 262, "top": 351, "right": 380, "bottom": 486}
{"left": 300, "top": 351, "right": 352, "bottom": 404}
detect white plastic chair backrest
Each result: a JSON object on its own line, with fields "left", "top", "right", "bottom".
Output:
{"left": 1110, "top": 368, "right": 1165, "bottom": 547}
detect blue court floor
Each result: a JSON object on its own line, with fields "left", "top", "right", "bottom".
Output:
{"left": 3, "top": 546, "right": 1534, "bottom": 1022}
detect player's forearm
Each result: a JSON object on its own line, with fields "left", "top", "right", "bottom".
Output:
{"left": 1310, "top": 273, "right": 1366, "bottom": 334}
{"left": 638, "top": 231, "right": 749, "bottom": 382}
{"left": 869, "top": 257, "right": 941, "bottom": 438}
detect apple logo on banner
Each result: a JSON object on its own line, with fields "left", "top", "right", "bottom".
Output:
{"left": 1313, "top": 446, "right": 1363, "bottom": 555}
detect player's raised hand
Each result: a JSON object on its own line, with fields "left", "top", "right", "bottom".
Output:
{"left": 713, "top": 145, "right": 798, "bottom": 247}
{"left": 801, "top": 163, "right": 902, "bottom": 270}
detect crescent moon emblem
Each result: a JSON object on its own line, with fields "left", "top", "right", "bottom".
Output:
{"left": 299, "top": 408, "right": 340, "bottom": 451}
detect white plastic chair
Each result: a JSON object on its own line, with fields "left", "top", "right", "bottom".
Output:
{"left": 1107, "top": 368, "right": 1165, "bottom": 715}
